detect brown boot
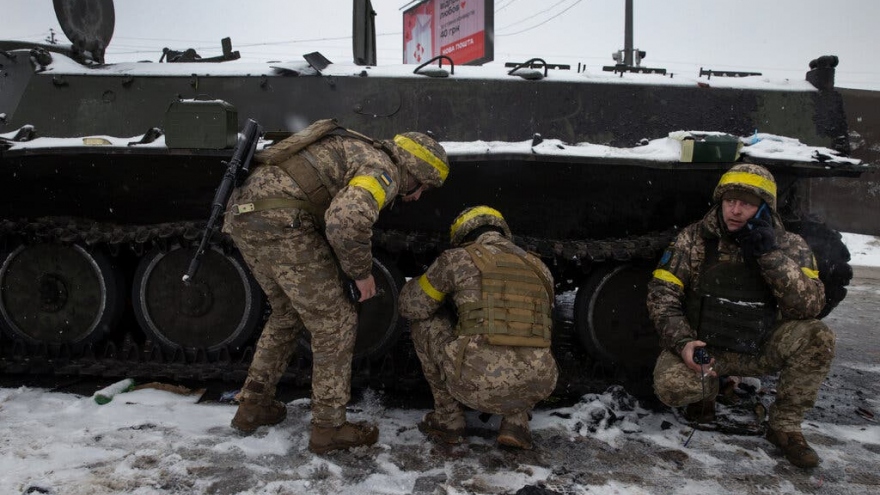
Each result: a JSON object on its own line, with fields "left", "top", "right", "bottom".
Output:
{"left": 683, "top": 398, "right": 716, "bottom": 424}
{"left": 418, "top": 412, "right": 465, "bottom": 444}
{"left": 308, "top": 421, "right": 379, "bottom": 454}
{"left": 497, "top": 416, "right": 533, "bottom": 450}
{"left": 766, "top": 427, "right": 820, "bottom": 468}
{"left": 231, "top": 399, "right": 287, "bottom": 433}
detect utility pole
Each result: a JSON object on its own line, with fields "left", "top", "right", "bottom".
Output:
{"left": 45, "top": 28, "right": 57, "bottom": 45}
{"left": 603, "top": 0, "right": 666, "bottom": 75}
{"left": 623, "top": 0, "right": 633, "bottom": 66}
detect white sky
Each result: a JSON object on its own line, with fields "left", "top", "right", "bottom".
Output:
{"left": 2, "top": 0, "right": 879, "bottom": 91}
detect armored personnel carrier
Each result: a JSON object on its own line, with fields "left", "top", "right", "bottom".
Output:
{"left": 1, "top": 0, "right": 876, "bottom": 394}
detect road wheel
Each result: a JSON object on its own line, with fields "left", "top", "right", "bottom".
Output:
{"left": 132, "top": 245, "right": 264, "bottom": 354}
{"left": 353, "top": 254, "right": 406, "bottom": 361}
{"left": 573, "top": 263, "right": 659, "bottom": 370}
{"left": 0, "top": 243, "right": 122, "bottom": 347}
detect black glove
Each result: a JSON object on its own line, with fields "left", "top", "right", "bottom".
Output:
{"left": 736, "top": 218, "right": 778, "bottom": 258}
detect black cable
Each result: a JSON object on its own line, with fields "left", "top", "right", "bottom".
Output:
{"left": 683, "top": 362, "right": 707, "bottom": 447}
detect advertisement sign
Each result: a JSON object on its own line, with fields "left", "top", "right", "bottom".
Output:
{"left": 403, "top": 0, "right": 494, "bottom": 66}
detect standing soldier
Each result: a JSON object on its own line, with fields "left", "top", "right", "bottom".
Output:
{"left": 224, "top": 120, "right": 449, "bottom": 454}
{"left": 399, "top": 206, "right": 559, "bottom": 449}
{"left": 647, "top": 163, "right": 834, "bottom": 468}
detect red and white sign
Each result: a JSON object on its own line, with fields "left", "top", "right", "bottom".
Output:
{"left": 403, "top": 0, "right": 494, "bottom": 66}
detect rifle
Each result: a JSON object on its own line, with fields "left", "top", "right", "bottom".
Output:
{"left": 182, "top": 118, "right": 262, "bottom": 284}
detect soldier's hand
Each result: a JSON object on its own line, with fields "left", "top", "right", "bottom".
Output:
{"left": 681, "top": 340, "right": 717, "bottom": 377}
{"left": 736, "top": 218, "right": 778, "bottom": 259}
{"left": 355, "top": 275, "right": 377, "bottom": 302}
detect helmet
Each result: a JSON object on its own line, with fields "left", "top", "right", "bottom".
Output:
{"left": 393, "top": 132, "right": 449, "bottom": 189}
{"left": 712, "top": 163, "right": 777, "bottom": 210}
{"left": 449, "top": 206, "right": 512, "bottom": 246}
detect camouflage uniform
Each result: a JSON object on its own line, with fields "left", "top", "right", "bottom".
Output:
{"left": 399, "top": 230, "right": 559, "bottom": 434}
{"left": 225, "top": 135, "right": 406, "bottom": 427}
{"left": 647, "top": 178, "right": 834, "bottom": 433}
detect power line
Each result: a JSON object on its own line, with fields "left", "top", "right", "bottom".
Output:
{"left": 497, "top": 0, "right": 583, "bottom": 37}
{"left": 496, "top": 0, "right": 518, "bottom": 12}
{"left": 496, "top": 0, "right": 575, "bottom": 32}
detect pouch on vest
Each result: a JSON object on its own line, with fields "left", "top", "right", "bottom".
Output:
{"left": 695, "top": 295, "right": 777, "bottom": 355}
{"left": 686, "top": 238, "right": 777, "bottom": 355}
{"left": 456, "top": 243, "right": 552, "bottom": 347}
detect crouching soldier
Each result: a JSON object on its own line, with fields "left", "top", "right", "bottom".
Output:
{"left": 399, "top": 206, "right": 559, "bottom": 449}
{"left": 647, "top": 163, "right": 835, "bottom": 468}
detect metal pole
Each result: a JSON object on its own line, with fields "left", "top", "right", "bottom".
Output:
{"left": 624, "top": 0, "right": 633, "bottom": 66}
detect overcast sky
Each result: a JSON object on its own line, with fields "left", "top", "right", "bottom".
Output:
{"left": 2, "top": 0, "right": 878, "bottom": 90}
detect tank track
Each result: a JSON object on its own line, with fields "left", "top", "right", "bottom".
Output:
{"left": 0, "top": 217, "right": 678, "bottom": 394}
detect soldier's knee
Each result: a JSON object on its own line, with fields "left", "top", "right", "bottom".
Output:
{"left": 653, "top": 382, "right": 682, "bottom": 407}
{"left": 785, "top": 319, "right": 835, "bottom": 363}
{"left": 653, "top": 368, "right": 687, "bottom": 407}
{"left": 807, "top": 319, "right": 835, "bottom": 361}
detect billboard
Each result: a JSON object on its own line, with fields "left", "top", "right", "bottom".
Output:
{"left": 403, "top": 0, "right": 494, "bottom": 66}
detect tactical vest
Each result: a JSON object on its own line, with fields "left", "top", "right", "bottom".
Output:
{"left": 455, "top": 243, "right": 553, "bottom": 347}
{"left": 685, "top": 238, "right": 778, "bottom": 355}
{"left": 245, "top": 118, "right": 398, "bottom": 220}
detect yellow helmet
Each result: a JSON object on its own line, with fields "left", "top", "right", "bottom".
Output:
{"left": 449, "top": 206, "right": 512, "bottom": 246}
{"left": 712, "top": 163, "right": 777, "bottom": 210}
{"left": 393, "top": 132, "right": 449, "bottom": 189}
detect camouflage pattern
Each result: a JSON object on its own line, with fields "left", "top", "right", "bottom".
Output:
{"left": 712, "top": 163, "right": 778, "bottom": 210}
{"left": 390, "top": 132, "right": 449, "bottom": 189}
{"left": 225, "top": 134, "right": 409, "bottom": 427}
{"left": 449, "top": 206, "right": 512, "bottom": 246}
{"left": 647, "top": 197, "right": 833, "bottom": 433}
{"left": 399, "top": 231, "right": 559, "bottom": 426}
{"left": 653, "top": 318, "right": 834, "bottom": 431}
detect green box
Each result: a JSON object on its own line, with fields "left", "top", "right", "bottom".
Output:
{"left": 164, "top": 99, "right": 238, "bottom": 149}
{"left": 680, "top": 134, "right": 742, "bottom": 163}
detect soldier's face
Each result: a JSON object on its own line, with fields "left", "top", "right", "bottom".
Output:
{"left": 722, "top": 198, "right": 760, "bottom": 231}
{"left": 401, "top": 184, "right": 426, "bottom": 202}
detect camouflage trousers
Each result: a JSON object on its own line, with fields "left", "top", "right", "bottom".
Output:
{"left": 653, "top": 319, "right": 835, "bottom": 432}
{"left": 228, "top": 209, "right": 357, "bottom": 427}
{"left": 411, "top": 310, "right": 559, "bottom": 428}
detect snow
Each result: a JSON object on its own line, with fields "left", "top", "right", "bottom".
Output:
{"left": 0, "top": 228, "right": 878, "bottom": 495}
{"left": 3, "top": 129, "right": 864, "bottom": 168}
{"left": 29, "top": 50, "right": 821, "bottom": 93}
{"left": 841, "top": 232, "right": 880, "bottom": 267}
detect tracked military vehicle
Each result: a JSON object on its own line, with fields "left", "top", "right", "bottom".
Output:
{"left": 1, "top": 0, "right": 876, "bottom": 395}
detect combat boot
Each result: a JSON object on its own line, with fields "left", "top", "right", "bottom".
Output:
{"left": 308, "top": 421, "right": 379, "bottom": 454}
{"left": 231, "top": 399, "right": 287, "bottom": 433}
{"left": 766, "top": 427, "right": 820, "bottom": 468}
{"left": 418, "top": 411, "right": 465, "bottom": 444}
{"left": 683, "top": 398, "right": 716, "bottom": 424}
{"left": 497, "top": 415, "right": 533, "bottom": 450}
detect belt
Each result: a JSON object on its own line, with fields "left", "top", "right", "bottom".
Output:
{"left": 229, "top": 197, "right": 321, "bottom": 217}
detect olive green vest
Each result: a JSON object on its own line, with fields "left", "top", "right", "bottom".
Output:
{"left": 455, "top": 243, "right": 553, "bottom": 347}
{"left": 685, "top": 238, "right": 778, "bottom": 355}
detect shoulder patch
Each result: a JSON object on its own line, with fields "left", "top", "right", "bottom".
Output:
{"left": 379, "top": 171, "right": 393, "bottom": 187}
{"left": 658, "top": 248, "right": 674, "bottom": 269}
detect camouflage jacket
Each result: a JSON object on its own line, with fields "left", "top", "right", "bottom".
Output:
{"left": 399, "top": 231, "right": 554, "bottom": 324}
{"left": 233, "top": 135, "right": 404, "bottom": 280}
{"left": 646, "top": 205, "right": 825, "bottom": 353}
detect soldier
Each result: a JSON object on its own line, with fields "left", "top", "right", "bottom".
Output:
{"left": 399, "top": 206, "right": 559, "bottom": 449}
{"left": 224, "top": 120, "right": 449, "bottom": 454}
{"left": 647, "top": 163, "right": 834, "bottom": 468}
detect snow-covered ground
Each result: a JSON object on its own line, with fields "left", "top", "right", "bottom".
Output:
{"left": 1, "top": 234, "right": 878, "bottom": 495}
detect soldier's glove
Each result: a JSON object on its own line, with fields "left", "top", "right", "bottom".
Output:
{"left": 736, "top": 218, "right": 778, "bottom": 259}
